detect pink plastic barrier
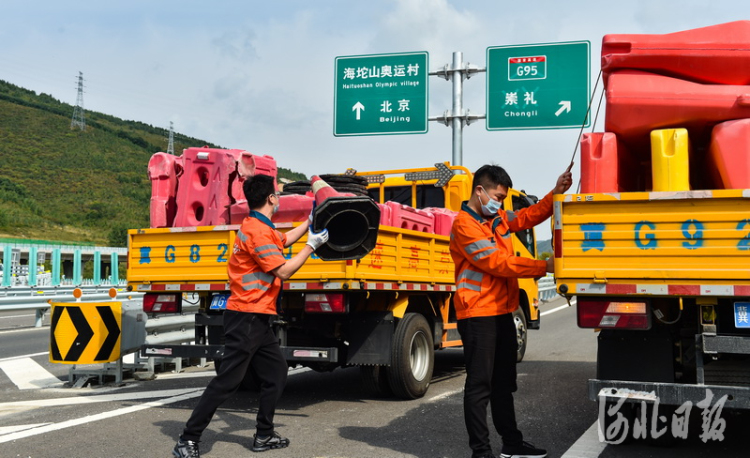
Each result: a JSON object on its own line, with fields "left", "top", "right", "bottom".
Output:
{"left": 172, "top": 148, "right": 236, "bottom": 227}
{"left": 708, "top": 119, "right": 750, "bottom": 189}
{"left": 271, "top": 194, "right": 315, "bottom": 223}
{"left": 147, "top": 152, "right": 183, "bottom": 228}
{"left": 227, "top": 150, "right": 278, "bottom": 214}
{"left": 386, "top": 201, "right": 434, "bottom": 233}
{"left": 423, "top": 207, "right": 458, "bottom": 236}
{"left": 377, "top": 203, "right": 392, "bottom": 227}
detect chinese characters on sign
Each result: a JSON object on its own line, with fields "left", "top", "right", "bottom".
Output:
{"left": 486, "top": 41, "right": 590, "bottom": 130}
{"left": 598, "top": 390, "right": 728, "bottom": 444}
{"left": 334, "top": 52, "right": 429, "bottom": 136}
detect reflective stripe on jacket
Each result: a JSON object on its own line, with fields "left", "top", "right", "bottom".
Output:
{"left": 449, "top": 192, "right": 553, "bottom": 320}
{"left": 226, "top": 211, "right": 288, "bottom": 314}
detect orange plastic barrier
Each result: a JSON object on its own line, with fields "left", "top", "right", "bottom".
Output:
{"left": 580, "top": 133, "right": 638, "bottom": 193}
{"left": 147, "top": 152, "right": 183, "bottom": 228}
{"left": 605, "top": 70, "right": 750, "bottom": 143}
{"left": 602, "top": 21, "right": 750, "bottom": 86}
{"left": 172, "top": 148, "right": 236, "bottom": 227}
{"left": 385, "top": 201, "right": 434, "bottom": 233}
{"left": 423, "top": 207, "right": 458, "bottom": 236}
{"left": 708, "top": 119, "right": 750, "bottom": 189}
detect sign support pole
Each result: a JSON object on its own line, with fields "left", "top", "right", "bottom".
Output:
{"left": 430, "top": 52, "right": 486, "bottom": 167}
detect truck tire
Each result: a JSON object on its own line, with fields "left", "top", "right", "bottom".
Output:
{"left": 360, "top": 365, "right": 393, "bottom": 397}
{"left": 513, "top": 307, "right": 528, "bottom": 362}
{"left": 387, "top": 313, "right": 434, "bottom": 399}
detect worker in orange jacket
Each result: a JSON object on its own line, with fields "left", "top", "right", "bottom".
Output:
{"left": 450, "top": 164, "right": 572, "bottom": 458}
{"left": 173, "top": 174, "right": 329, "bottom": 458}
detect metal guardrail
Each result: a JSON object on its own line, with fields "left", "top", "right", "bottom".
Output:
{"left": 0, "top": 289, "right": 143, "bottom": 327}
{"left": 538, "top": 276, "right": 559, "bottom": 302}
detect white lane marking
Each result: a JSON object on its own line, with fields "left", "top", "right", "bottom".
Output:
{"left": 0, "top": 423, "right": 52, "bottom": 435}
{"left": 428, "top": 388, "right": 461, "bottom": 403}
{"left": 540, "top": 298, "right": 577, "bottom": 317}
{"left": 0, "top": 388, "right": 202, "bottom": 409}
{"left": 0, "top": 357, "right": 62, "bottom": 390}
{"left": 0, "top": 388, "right": 204, "bottom": 443}
{"left": 0, "top": 313, "right": 36, "bottom": 319}
{"left": 0, "top": 352, "right": 48, "bottom": 362}
{"left": 561, "top": 421, "right": 606, "bottom": 458}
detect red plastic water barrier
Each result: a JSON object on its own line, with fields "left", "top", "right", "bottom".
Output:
{"left": 147, "top": 152, "right": 183, "bottom": 228}
{"left": 172, "top": 148, "right": 236, "bottom": 227}
{"left": 271, "top": 194, "right": 315, "bottom": 223}
{"left": 579, "top": 133, "right": 638, "bottom": 193}
{"left": 602, "top": 21, "right": 750, "bottom": 86}
{"left": 385, "top": 201, "right": 434, "bottom": 233}
{"left": 423, "top": 207, "right": 458, "bottom": 236}
{"left": 605, "top": 70, "right": 750, "bottom": 143}
{"left": 708, "top": 119, "right": 750, "bottom": 189}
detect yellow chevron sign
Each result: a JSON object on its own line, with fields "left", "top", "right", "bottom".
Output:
{"left": 49, "top": 302, "right": 122, "bottom": 364}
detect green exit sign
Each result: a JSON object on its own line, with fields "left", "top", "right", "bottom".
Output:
{"left": 334, "top": 52, "right": 429, "bottom": 136}
{"left": 487, "top": 41, "right": 590, "bottom": 131}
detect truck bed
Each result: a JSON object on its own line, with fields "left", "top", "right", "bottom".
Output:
{"left": 127, "top": 223, "right": 455, "bottom": 291}
{"left": 553, "top": 189, "right": 750, "bottom": 295}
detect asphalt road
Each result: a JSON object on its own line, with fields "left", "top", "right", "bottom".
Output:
{"left": 0, "top": 299, "right": 748, "bottom": 458}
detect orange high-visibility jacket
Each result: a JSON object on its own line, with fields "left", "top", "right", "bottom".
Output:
{"left": 450, "top": 192, "right": 553, "bottom": 320}
{"left": 227, "top": 211, "right": 288, "bottom": 315}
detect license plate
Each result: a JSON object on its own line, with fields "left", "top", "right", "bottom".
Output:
{"left": 210, "top": 293, "right": 230, "bottom": 310}
{"left": 734, "top": 302, "right": 750, "bottom": 328}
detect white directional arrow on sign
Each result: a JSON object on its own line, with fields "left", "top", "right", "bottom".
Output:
{"left": 555, "top": 101, "right": 571, "bottom": 117}
{"left": 352, "top": 102, "right": 365, "bottom": 120}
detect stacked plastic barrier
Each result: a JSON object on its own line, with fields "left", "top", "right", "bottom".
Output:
{"left": 147, "top": 152, "right": 184, "bottom": 228}
{"left": 148, "top": 147, "right": 277, "bottom": 228}
{"left": 582, "top": 21, "right": 750, "bottom": 193}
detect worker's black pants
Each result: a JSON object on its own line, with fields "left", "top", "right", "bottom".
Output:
{"left": 458, "top": 313, "right": 523, "bottom": 457}
{"left": 182, "top": 310, "right": 287, "bottom": 441}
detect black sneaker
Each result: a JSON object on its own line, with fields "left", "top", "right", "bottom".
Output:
{"left": 252, "top": 431, "right": 290, "bottom": 452}
{"left": 173, "top": 438, "right": 200, "bottom": 458}
{"left": 500, "top": 441, "right": 546, "bottom": 458}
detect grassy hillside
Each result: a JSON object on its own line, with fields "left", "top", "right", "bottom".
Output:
{"left": 0, "top": 80, "right": 306, "bottom": 246}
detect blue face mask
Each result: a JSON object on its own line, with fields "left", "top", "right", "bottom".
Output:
{"left": 480, "top": 187, "right": 503, "bottom": 216}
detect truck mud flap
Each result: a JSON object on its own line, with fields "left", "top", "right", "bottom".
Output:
{"left": 281, "top": 346, "right": 339, "bottom": 363}
{"left": 346, "top": 312, "right": 394, "bottom": 366}
{"left": 141, "top": 344, "right": 224, "bottom": 360}
{"left": 589, "top": 379, "right": 750, "bottom": 410}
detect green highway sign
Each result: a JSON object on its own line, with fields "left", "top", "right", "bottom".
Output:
{"left": 486, "top": 41, "right": 590, "bottom": 130}
{"left": 334, "top": 52, "right": 429, "bottom": 136}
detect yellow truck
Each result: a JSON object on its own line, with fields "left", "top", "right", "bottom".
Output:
{"left": 129, "top": 162, "right": 543, "bottom": 399}
{"left": 554, "top": 22, "right": 750, "bottom": 437}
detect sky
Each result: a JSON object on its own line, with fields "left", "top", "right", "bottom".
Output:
{"left": 1, "top": 0, "right": 747, "bottom": 239}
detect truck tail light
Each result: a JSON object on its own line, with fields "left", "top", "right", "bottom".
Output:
{"left": 143, "top": 293, "right": 181, "bottom": 313}
{"left": 304, "top": 293, "right": 346, "bottom": 313}
{"left": 577, "top": 299, "right": 650, "bottom": 330}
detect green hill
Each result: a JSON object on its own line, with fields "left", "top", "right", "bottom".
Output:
{"left": 0, "top": 80, "right": 306, "bottom": 246}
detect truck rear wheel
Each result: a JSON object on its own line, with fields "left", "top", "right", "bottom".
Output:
{"left": 513, "top": 307, "right": 528, "bottom": 362}
{"left": 387, "top": 313, "right": 434, "bottom": 399}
